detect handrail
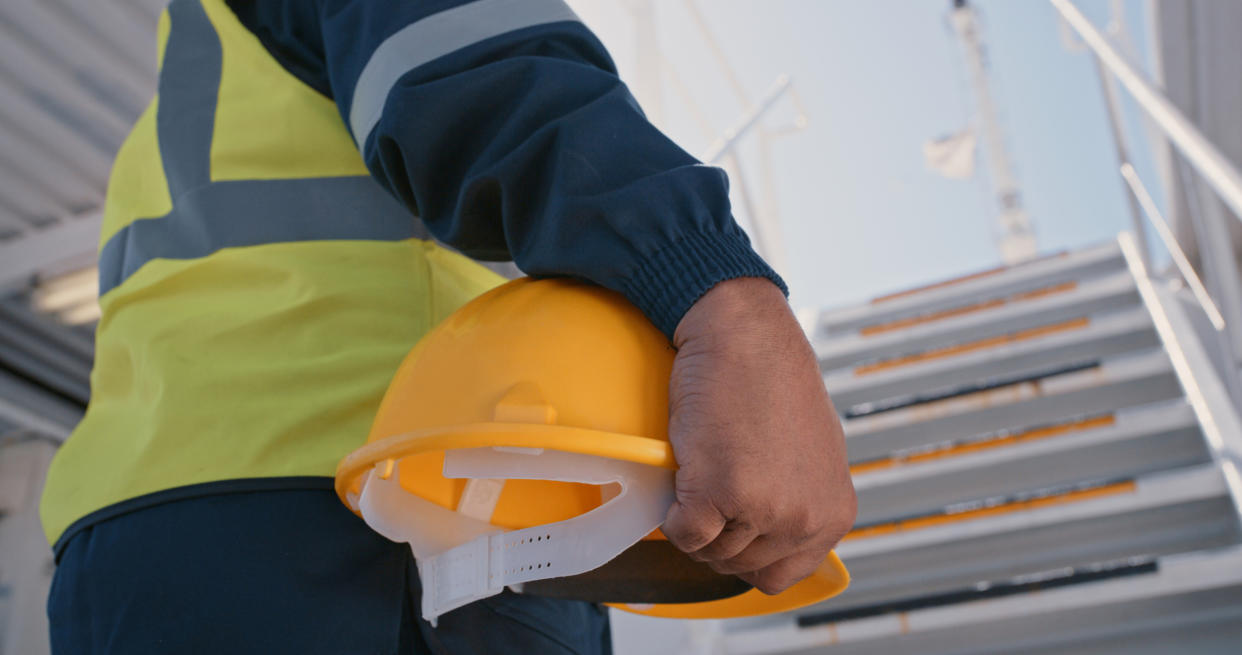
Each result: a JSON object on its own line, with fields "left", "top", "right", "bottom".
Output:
{"left": 1053, "top": 0, "right": 1242, "bottom": 370}
{"left": 1051, "top": 0, "right": 1242, "bottom": 223}
{"left": 1120, "top": 163, "right": 1226, "bottom": 330}
{"left": 1121, "top": 232, "right": 1242, "bottom": 520}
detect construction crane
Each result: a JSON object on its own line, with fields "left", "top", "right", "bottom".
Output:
{"left": 950, "top": 0, "right": 1039, "bottom": 264}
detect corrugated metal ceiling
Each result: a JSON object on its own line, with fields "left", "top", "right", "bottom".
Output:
{"left": 0, "top": 0, "right": 162, "bottom": 269}
{"left": 0, "top": 0, "right": 165, "bottom": 438}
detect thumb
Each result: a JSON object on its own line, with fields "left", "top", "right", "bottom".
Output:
{"left": 662, "top": 496, "right": 727, "bottom": 555}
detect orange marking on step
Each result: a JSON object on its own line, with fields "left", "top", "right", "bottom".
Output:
{"left": 841, "top": 480, "right": 1136, "bottom": 541}
{"left": 870, "top": 251, "right": 1069, "bottom": 304}
{"left": 1014, "top": 280, "right": 1078, "bottom": 300}
{"left": 860, "top": 299, "right": 1005, "bottom": 336}
{"left": 848, "top": 414, "right": 1115, "bottom": 475}
{"left": 859, "top": 280, "right": 1079, "bottom": 336}
{"left": 854, "top": 317, "right": 1090, "bottom": 376}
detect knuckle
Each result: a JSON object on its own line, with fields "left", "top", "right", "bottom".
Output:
{"left": 696, "top": 523, "right": 756, "bottom": 561}
{"left": 827, "top": 488, "right": 859, "bottom": 541}
{"left": 763, "top": 495, "right": 793, "bottom": 524}
{"left": 669, "top": 524, "right": 716, "bottom": 552}
{"left": 712, "top": 547, "right": 782, "bottom": 576}
{"left": 790, "top": 504, "right": 825, "bottom": 537}
{"left": 712, "top": 477, "right": 756, "bottom": 520}
{"left": 711, "top": 551, "right": 765, "bottom": 576}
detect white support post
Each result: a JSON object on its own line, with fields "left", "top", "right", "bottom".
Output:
{"left": 1094, "top": 58, "right": 1150, "bottom": 267}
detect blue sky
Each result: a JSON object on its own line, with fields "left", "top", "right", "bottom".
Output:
{"left": 572, "top": 0, "right": 1162, "bottom": 313}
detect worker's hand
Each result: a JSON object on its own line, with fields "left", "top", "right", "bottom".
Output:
{"left": 664, "top": 277, "right": 856, "bottom": 594}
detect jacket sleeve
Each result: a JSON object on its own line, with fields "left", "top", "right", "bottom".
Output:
{"left": 228, "top": 0, "right": 786, "bottom": 339}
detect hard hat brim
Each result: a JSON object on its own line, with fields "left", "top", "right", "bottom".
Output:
{"left": 336, "top": 422, "right": 850, "bottom": 620}
{"left": 335, "top": 421, "right": 677, "bottom": 507}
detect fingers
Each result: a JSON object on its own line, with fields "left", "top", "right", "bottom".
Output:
{"left": 703, "top": 534, "right": 790, "bottom": 576}
{"left": 737, "top": 547, "right": 829, "bottom": 596}
{"left": 662, "top": 499, "right": 727, "bottom": 554}
{"left": 688, "top": 520, "right": 760, "bottom": 562}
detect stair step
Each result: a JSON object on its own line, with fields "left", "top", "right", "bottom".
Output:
{"left": 724, "top": 547, "right": 1242, "bottom": 655}
{"left": 816, "top": 241, "right": 1125, "bottom": 338}
{"left": 817, "top": 269, "right": 1139, "bottom": 370}
{"left": 826, "top": 307, "right": 1157, "bottom": 409}
{"left": 852, "top": 401, "right": 1206, "bottom": 524}
{"left": 842, "top": 349, "right": 1181, "bottom": 463}
{"left": 824, "top": 465, "right": 1239, "bottom": 614}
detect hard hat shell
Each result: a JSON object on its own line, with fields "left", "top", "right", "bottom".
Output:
{"left": 336, "top": 277, "right": 849, "bottom": 619}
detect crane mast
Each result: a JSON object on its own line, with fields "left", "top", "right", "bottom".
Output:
{"left": 950, "top": 0, "right": 1038, "bottom": 264}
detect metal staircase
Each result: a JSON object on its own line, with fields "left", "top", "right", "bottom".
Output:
{"left": 718, "top": 235, "right": 1242, "bottom": 655}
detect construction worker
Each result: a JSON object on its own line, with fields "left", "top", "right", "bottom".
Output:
{"left": 40, "top": 0, "right": 856, "bottom": 652}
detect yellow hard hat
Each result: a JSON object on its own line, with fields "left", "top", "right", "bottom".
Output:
{"left": 335, "top": 278, "right": 849, "bottom": 623}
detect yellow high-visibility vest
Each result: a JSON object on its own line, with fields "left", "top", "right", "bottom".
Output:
{"left": 40, "top": 0, "right": 503, "bottom": 549}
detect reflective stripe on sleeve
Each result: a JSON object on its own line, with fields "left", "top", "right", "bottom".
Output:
{"left": 347, "top": 0, "right": 580, "bottom": 150}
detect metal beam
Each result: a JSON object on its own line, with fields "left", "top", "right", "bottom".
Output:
{"left": 0, "top": 90, "right": 114, "bottom": 185}
{"left": 0, "top": 214, "right": 101, "bottom": 293}
{"left": 0, "top": 0, "right": 153, "bottom": 103}
{"left": 0, "top": 19, "right": 133, "bottom": 143}
{"left": 0, "top": 370, "right": 80, "bottom": 441}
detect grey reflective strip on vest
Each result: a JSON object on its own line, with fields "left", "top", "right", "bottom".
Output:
{"left": 348, "top": 0, "right": 580, "bottom": 150}
{"left": 158, "top": 0, "right": 219, "bottom": 196}
{"left": 98, "top": 0, "right": 430, "bottom": 297}
{"left": 98, "top": 178, "right": 428, "bottom": 295}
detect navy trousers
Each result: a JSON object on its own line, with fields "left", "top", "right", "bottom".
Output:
{"left": 48, "top": 489, "right": 612, "bottom": 654}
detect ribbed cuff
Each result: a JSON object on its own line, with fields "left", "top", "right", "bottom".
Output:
{"left": 618, "top": 230, "right": 788, "bottom": 341}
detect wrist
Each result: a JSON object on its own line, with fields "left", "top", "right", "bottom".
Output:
{"left": 674, "top": 277, "right": 791, "bottom": 349}
{"left": 617, "top": 230, "right": 786, "bottom": 341}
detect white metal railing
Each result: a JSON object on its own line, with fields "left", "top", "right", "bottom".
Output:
{"left": 1121, "top": 232, "right": 1242, "bottom": 521}
{"left": 1051, "top": 0, "right": 1242, "bottom": 221}
{"left": 1055, "top": 0, "right": 1242, "bottom": 519}
{"left": 1120, "top": 163, "right": 1225, "bottom": 330}
{"left": 1050, "top": 0, "right": 1242, "bottom": 380}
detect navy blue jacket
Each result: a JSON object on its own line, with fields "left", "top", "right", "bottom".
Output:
{"left": 227, "top": 0, "right": 784, "bottom": 338}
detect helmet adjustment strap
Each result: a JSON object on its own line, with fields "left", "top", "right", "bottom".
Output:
{"left": 355, "top": 447, "right": 674, "bottom": 624}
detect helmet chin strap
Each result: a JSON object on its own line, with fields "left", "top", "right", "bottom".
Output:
{"left": 354, "top": 447, "right": 675, "bottom": 624}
